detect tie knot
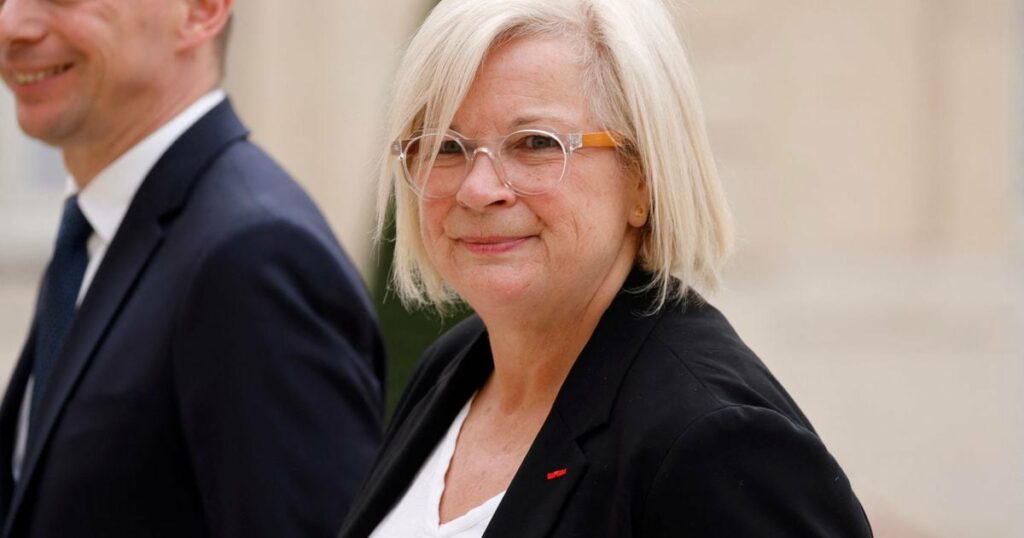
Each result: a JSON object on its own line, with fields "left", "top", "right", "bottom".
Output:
{"left": 56, "top": 196, "right": 92, "bottom": 249}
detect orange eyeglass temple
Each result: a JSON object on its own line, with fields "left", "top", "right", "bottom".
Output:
{"left": 581, "top": 131, "right": 620, "bottom": 148}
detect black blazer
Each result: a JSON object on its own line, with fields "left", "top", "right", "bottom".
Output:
{"left": 340, "top": 270, "right": 871, "bottom": 537}
{"left": 0, "top": 101, "right": 386, "bottom": 538}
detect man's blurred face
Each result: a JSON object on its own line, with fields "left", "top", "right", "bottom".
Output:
{"left": 0, "top": 0, "right": 179, "bottom": 147}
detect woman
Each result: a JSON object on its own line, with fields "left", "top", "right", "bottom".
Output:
{"left": 342, "top": 0, "right": 872, "bottom": 536}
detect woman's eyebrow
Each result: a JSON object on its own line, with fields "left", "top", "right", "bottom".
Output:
{"left": 509, "top": 112, "right": 574, "bottom": 130}
{"left": 447, "top": 112, "right": 577, "bottom": 135}
{"left": 508, "top": 115, "right": 545, "bottom": 129}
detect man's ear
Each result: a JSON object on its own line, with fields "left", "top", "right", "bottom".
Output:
{"left": 176, "top": 0, "right": 233, "bottom": 52}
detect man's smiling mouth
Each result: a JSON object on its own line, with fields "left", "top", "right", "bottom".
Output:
{"left": 11, "top": 63, "right": 73, "bottom": 85}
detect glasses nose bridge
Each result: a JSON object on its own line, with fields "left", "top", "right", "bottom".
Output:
{"left": 463, "top": 142, "right": 510, "bottom": 184}
{"left": 466, "top": 142, "right": 499, "bottom": 165}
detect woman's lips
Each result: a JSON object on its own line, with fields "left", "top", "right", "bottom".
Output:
{"left": 458, "top": 236, "right": 532, "bottom": 255}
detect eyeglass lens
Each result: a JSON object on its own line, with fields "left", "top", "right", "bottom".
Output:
{"left": 403, "top": 130, "right": 569, "bottom": 198}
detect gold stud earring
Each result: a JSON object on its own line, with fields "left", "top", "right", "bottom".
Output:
{"left": 633, "top": 206, "right": 646, "bottom": 218}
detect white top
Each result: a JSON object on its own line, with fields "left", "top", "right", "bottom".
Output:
{"left": 12, "top": 89, "right": 227, "bottom": 481}
{"left": 370, "top": 396, "right": 506, "bottom": 538}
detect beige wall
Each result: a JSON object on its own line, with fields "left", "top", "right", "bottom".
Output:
{"left": 679, "top": 1, "right": 1021, "bottom": 536}
{"left": 0, "top": 90, "right": 64, "bottom": 269}
{"left": 224, "top": 0, "right": 432, "bottom": 278}
{"left": 678, "top": 0, "right": 1015, "bottom": 262}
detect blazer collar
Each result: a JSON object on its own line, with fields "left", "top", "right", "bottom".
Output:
{"left": 484, "top": 267, "right": 665, "bottom": 537}
{"left": 3, "top": 100, "right": 249, "bottom": 536}
{"left": 71, "top": 90, "right": 227, "bottom": 245}
{"left": 543, "top": 267, "right": 666, "bottom": 438}
{"left": 342, "top": 268, "right": 666, "bottom": 538}
{"left": 127, "top": 98, "right": 249, "bottom": 223}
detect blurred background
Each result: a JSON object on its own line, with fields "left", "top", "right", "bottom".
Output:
{"left": 0, "top": 1, "right": 1020, "bottom": 536}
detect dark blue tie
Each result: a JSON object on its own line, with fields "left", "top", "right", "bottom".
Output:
{"left": 30, "top": 196, "right": 92, "bottom": 421}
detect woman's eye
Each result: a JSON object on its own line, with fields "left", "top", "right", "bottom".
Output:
{"left": 521, "top": 135, "right": 559, "bottom": 150}
{"left": 438, "top": 140, "right": 463, "bottom": 154}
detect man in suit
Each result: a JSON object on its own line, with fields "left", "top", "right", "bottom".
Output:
{"left": 0, "top": 0, "right": 386, "bottom": 536}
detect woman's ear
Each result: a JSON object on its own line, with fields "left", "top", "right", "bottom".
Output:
{"left": 628, "top": 179, "right": 650, "bottom": 229}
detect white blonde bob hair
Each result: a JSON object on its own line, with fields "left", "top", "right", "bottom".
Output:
{"left": 378, "top": 0, "right": 733, "bottom": 311}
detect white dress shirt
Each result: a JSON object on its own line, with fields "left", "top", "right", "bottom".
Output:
{"left": 370, "top": 395, "right": 505, "bottom": 538}
{"left": 12, "top": 89, "right": 227, "bottom": 481}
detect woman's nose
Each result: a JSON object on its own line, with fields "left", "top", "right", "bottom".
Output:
{"left": 454, "top": 149, "right": 517, "bottom": 211}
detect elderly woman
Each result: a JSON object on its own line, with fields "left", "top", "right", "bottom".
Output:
{"left": 341, "top": 0, "right": 871, "bottom": 536}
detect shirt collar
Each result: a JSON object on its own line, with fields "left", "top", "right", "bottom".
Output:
{"left": 66, "top": 89, "right": 227, "bottom": 243}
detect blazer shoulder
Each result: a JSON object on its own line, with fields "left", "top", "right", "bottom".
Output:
{"left": 596, "top": 299, "right": 821, "bottom": 493}
{"left": 598, "top": 300, "right": 874, "bottom": 534}
{"left": 637, "top": 299, "right": 814, "bottom": 430}
{"left": 639, "top": 404, "right": 872, "bottom": 536}
{"left": 171, "top": 137, "right": 361, "bottom": 273}
{"left": 192, "top": 141, "right": 325, "bottom": 226}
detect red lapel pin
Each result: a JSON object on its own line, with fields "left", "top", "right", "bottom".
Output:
{"left": 546, "top": 468, "right": 568, "bottom": 480}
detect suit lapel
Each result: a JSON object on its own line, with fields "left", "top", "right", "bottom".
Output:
{"left": 0, "top": 332, "right": 35, "bottom": 526}
{"left": 2, "top": 100, "right": 249, "bottom": 535}
{"left": 341, "top": 328, "right": 493, "bottom": 538}
{"left": 9, "top": 219, "right": 163, "bottom": 523}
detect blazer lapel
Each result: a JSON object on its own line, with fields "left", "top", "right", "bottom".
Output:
{"left": 341, "top": 328, "right": 493, "bottom": 538}
{"left": 485, "top": 268, "right": 666, "bottom": 538}
{"left": 2, "top": 100, "right": 250, "bottom": 535}
{"left": 483, "top": 411, "right": 588, "bottom": 538}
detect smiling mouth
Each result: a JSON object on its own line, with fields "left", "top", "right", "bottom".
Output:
{"left": 459, "top": 236, "right": 533, "bottom": 254}
{"left": 11, "top": 63, "right": 73, "bottom": 85}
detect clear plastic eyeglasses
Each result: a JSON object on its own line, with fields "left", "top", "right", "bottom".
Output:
{"left": 391, "top": 128, "right": 620, "bottom": 199}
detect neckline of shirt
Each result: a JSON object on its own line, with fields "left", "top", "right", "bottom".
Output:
{"left": 65, "top": 89, "right": 227, "bottom": 245}
{"left": 428, "top": 393, "right": 507, "bottom": 534}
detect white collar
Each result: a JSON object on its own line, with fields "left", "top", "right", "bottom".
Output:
{"left": 65, "top": 89, "right": 227, "bottom": 243}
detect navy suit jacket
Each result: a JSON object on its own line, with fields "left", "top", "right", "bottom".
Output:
{"left": 340, "top": 269, "right": 871, "bottom": 537}
{"left": 0, "top": 100, "right": 385, "bottom": 538}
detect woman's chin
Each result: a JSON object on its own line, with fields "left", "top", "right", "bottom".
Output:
{"left": 451, "top": 270, "right": 540, "bottom": 313}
